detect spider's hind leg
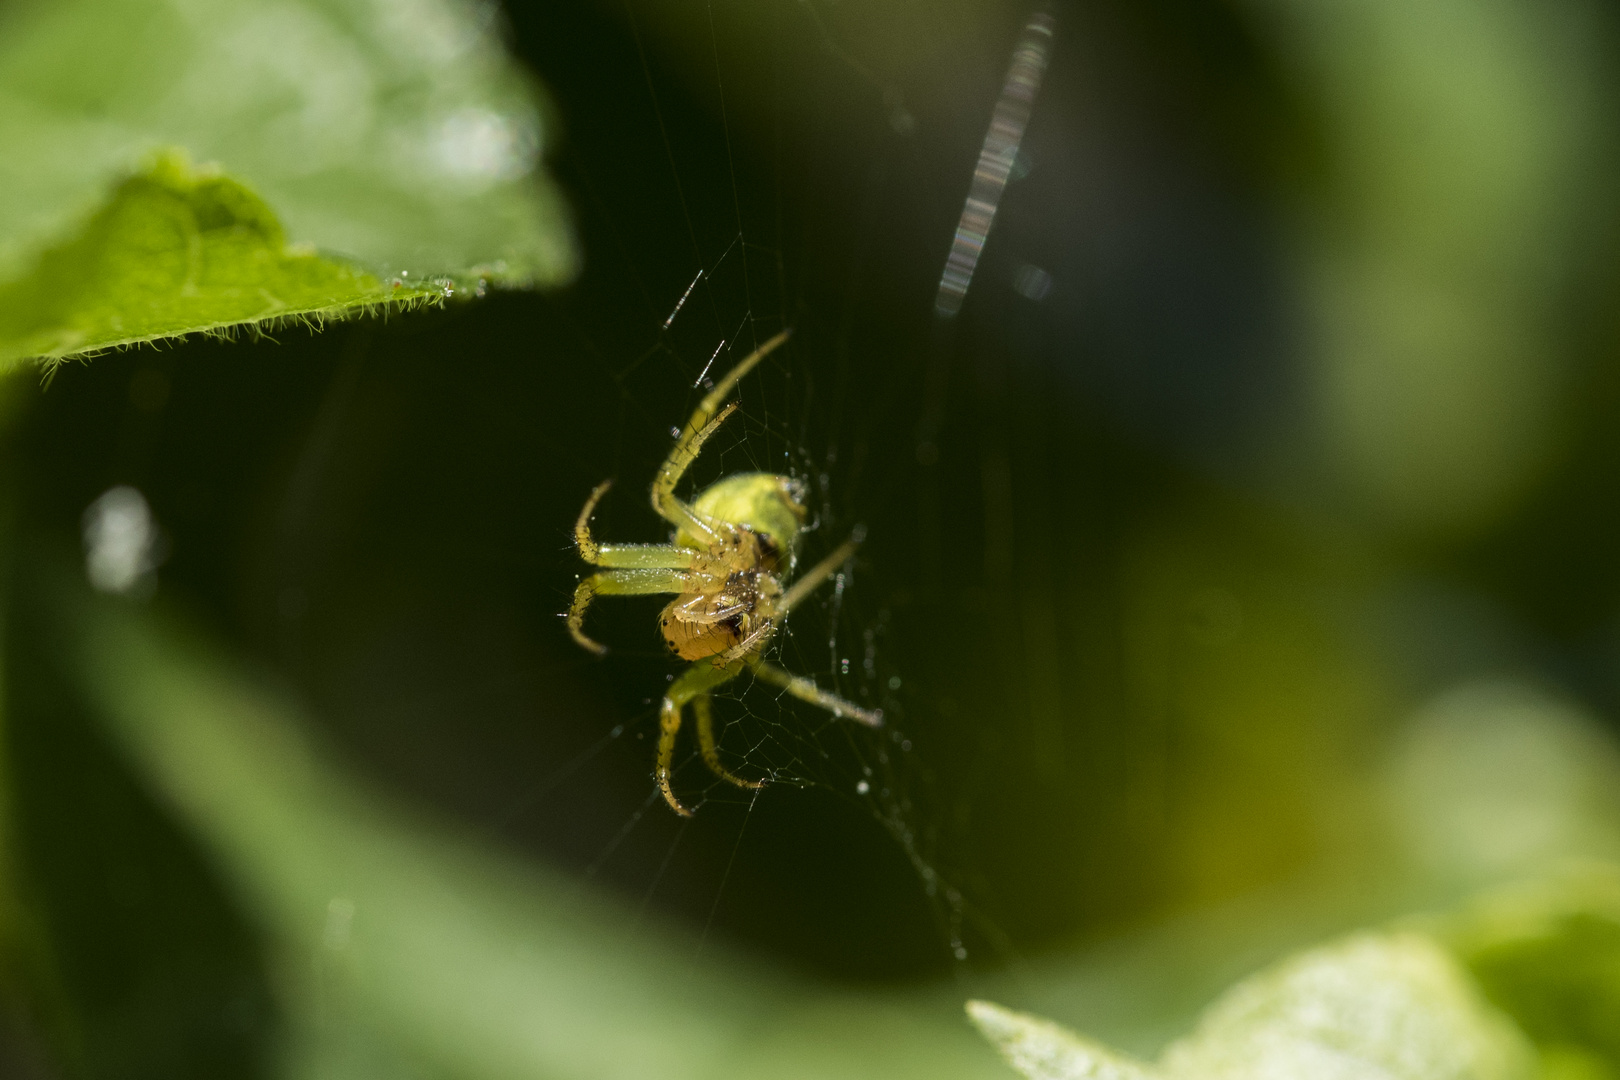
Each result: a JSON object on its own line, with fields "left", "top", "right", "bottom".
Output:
{"left": 576, "top": 480, "right": 701, "bottom": 569}
{"left": 658, "top": 659, "right": 748, "bottom": 815}
{"left": 694, "top": 693, "right": 765, "bottom": 792}
{"left": 749, "top": 658, "right": 884, "bottom": 727}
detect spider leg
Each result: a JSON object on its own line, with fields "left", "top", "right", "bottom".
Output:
{"left": 575, "top": 480, "right": 700, "bottom": 568}
{"left": 567, "top": 569, "right": 690, "bottom": 655}
{"left": 658, "top": 660, "right": 747, "bottom": 815}
{"left": 650, "top": 328, "right": 792, "bottom": 537}
{"left": 713, "top": 614, "right": 782, "bottom": 664}
{"left": 683, "top": 329, "right": 792, "bottom": 445}
{"left": 693, "top": 693, "right": 764, "bottom": 791}
{"left": 748, "top": 657, "right": 884, "bottom": 727}
{"left": 778, "top": 531, "right": 862, "bottom": 614}
{"left": 650, "top": 404, "right": 737, "bottom": 542}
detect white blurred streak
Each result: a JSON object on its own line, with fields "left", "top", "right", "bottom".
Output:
{"left": 83, "top": 486, "right": 164, "bottom": 596}
{"left": 695, "top": 338, "right": 726, "bottom": 388}
{"left": 935, "top": 12, "right": 1054, "bottom": 318}
{"left": 662, "top": 270, "right": 703, "bottom": 331}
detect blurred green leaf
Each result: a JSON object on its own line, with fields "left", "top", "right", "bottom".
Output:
{"left": 0, "top": 0, "right": 576, "bottom": 368}
{"left": 967, "top": 1001, "right": 1153, "bottom": 1080}
{"left": 967, "top": 668, "right": 1620, "bottom": 1080}
{"left": 1245, "top": 0, "right": 1607, "bottom": 536}
{"left": 42, "top": 569, "right": 1006, "bottom": 1080}
{"left": 1441, "top": 869, "right": 1620, "bottom": 1079}
{"left": 973, "top": 933, "right": 1536, "bottom": 1080}
{"left": 1158, "top": 933, "right": 1533, "bottom": 1080}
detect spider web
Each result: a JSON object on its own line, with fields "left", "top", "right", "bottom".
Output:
{"left": 505, "top": 0, "right": 1032, "bottom": 974}
{"left": 570, "top": 243, "right": 972, "bottom": 967}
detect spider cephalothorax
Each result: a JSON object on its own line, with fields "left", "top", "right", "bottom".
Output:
{"left": 566, "top": 331, "right": 881, "bottom": 816}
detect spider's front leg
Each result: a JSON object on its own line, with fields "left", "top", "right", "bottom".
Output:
{"left": 567, "top": 569, "right": 690, "bottom": 655}
{"left": 657, "top": 659, "right": 748, "bottom": 815}
{"left": 575, "top": 480, "right": 701, "bottom": 568}
{"left": 648, "top": 407, "right": 734, "bottom": 543}
{"left": 648, "top": 329, "right": 792, "bottom": 537}
{"left": 671, "top": 329, "right": 792, "bottom": 453}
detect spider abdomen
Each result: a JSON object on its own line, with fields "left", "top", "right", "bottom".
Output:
{"left": 659, "top": 531, "right": 785, "bottom": 662}
{"left": 660, "top": 605, "right": 746, "bottom": 661}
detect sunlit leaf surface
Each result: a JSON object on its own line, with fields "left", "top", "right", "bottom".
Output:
{"left": 968, "top": 1001, "right": 1153, "bottom": 1080}
{"left": 1159, "top": 934, "right": 1534, "bottom": 1080}
{"left": 0, "top": 153, "right": 417, "bottom": 364}
{"left": 0, "top": 0, "right": 575, "bottom": 368}
{"left": 974, "top": 934, "right": 1537, "bottom": 1080}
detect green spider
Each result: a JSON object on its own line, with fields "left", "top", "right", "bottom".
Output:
{"left": 567, "top": 330, "right": 883, "bottom": 816}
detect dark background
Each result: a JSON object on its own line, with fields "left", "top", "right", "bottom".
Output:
{"left": 7, "top": 0, "right": 1620, "bottom": 1076}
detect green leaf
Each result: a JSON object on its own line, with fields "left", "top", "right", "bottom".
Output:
{"left": 1442, "top": 869, "right": 1620, "bottom": 1079}
{"left": 972, "top": 934, "right": 1536, "bottom": 1080}
{"left": 1159, "top": 933, "right": 1534, "bottom": 1080}
{"left": 0, "top": 152, "right": 423, "bottom": 364}
{"left": 0, "top": 0, "right": 576, "bottom": 368}
{"left": 38, "top": 566, "right": 1007, "bottom": 1080}
{"left": 967, "top": 1001, "right": 1154, "bottom": 1080}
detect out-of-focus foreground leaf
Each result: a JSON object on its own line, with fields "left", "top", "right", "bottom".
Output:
{"left": 39, "top": 569, "right": 1006, "bottom": 1080}
{"left": 966, "top": 1001, "right": 1153, "bottom": 1080}
{"left": 1443, "top": 872, "right": 1620, "bottom": 1079}
{"left": 961, "top": 673, "right": 1620, "bottom": 1080}
{"left": 57, "top": 533, "right": 1620, "bottom": 1080}
{"left": 0, "top": 0, "right": 575, "bottom": 369}
{"left": 972, "top": 873, "right": 1620, "bottom": 1080}
{"left": 971, "top": 935, "right": 1534, "bottom": 1080}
